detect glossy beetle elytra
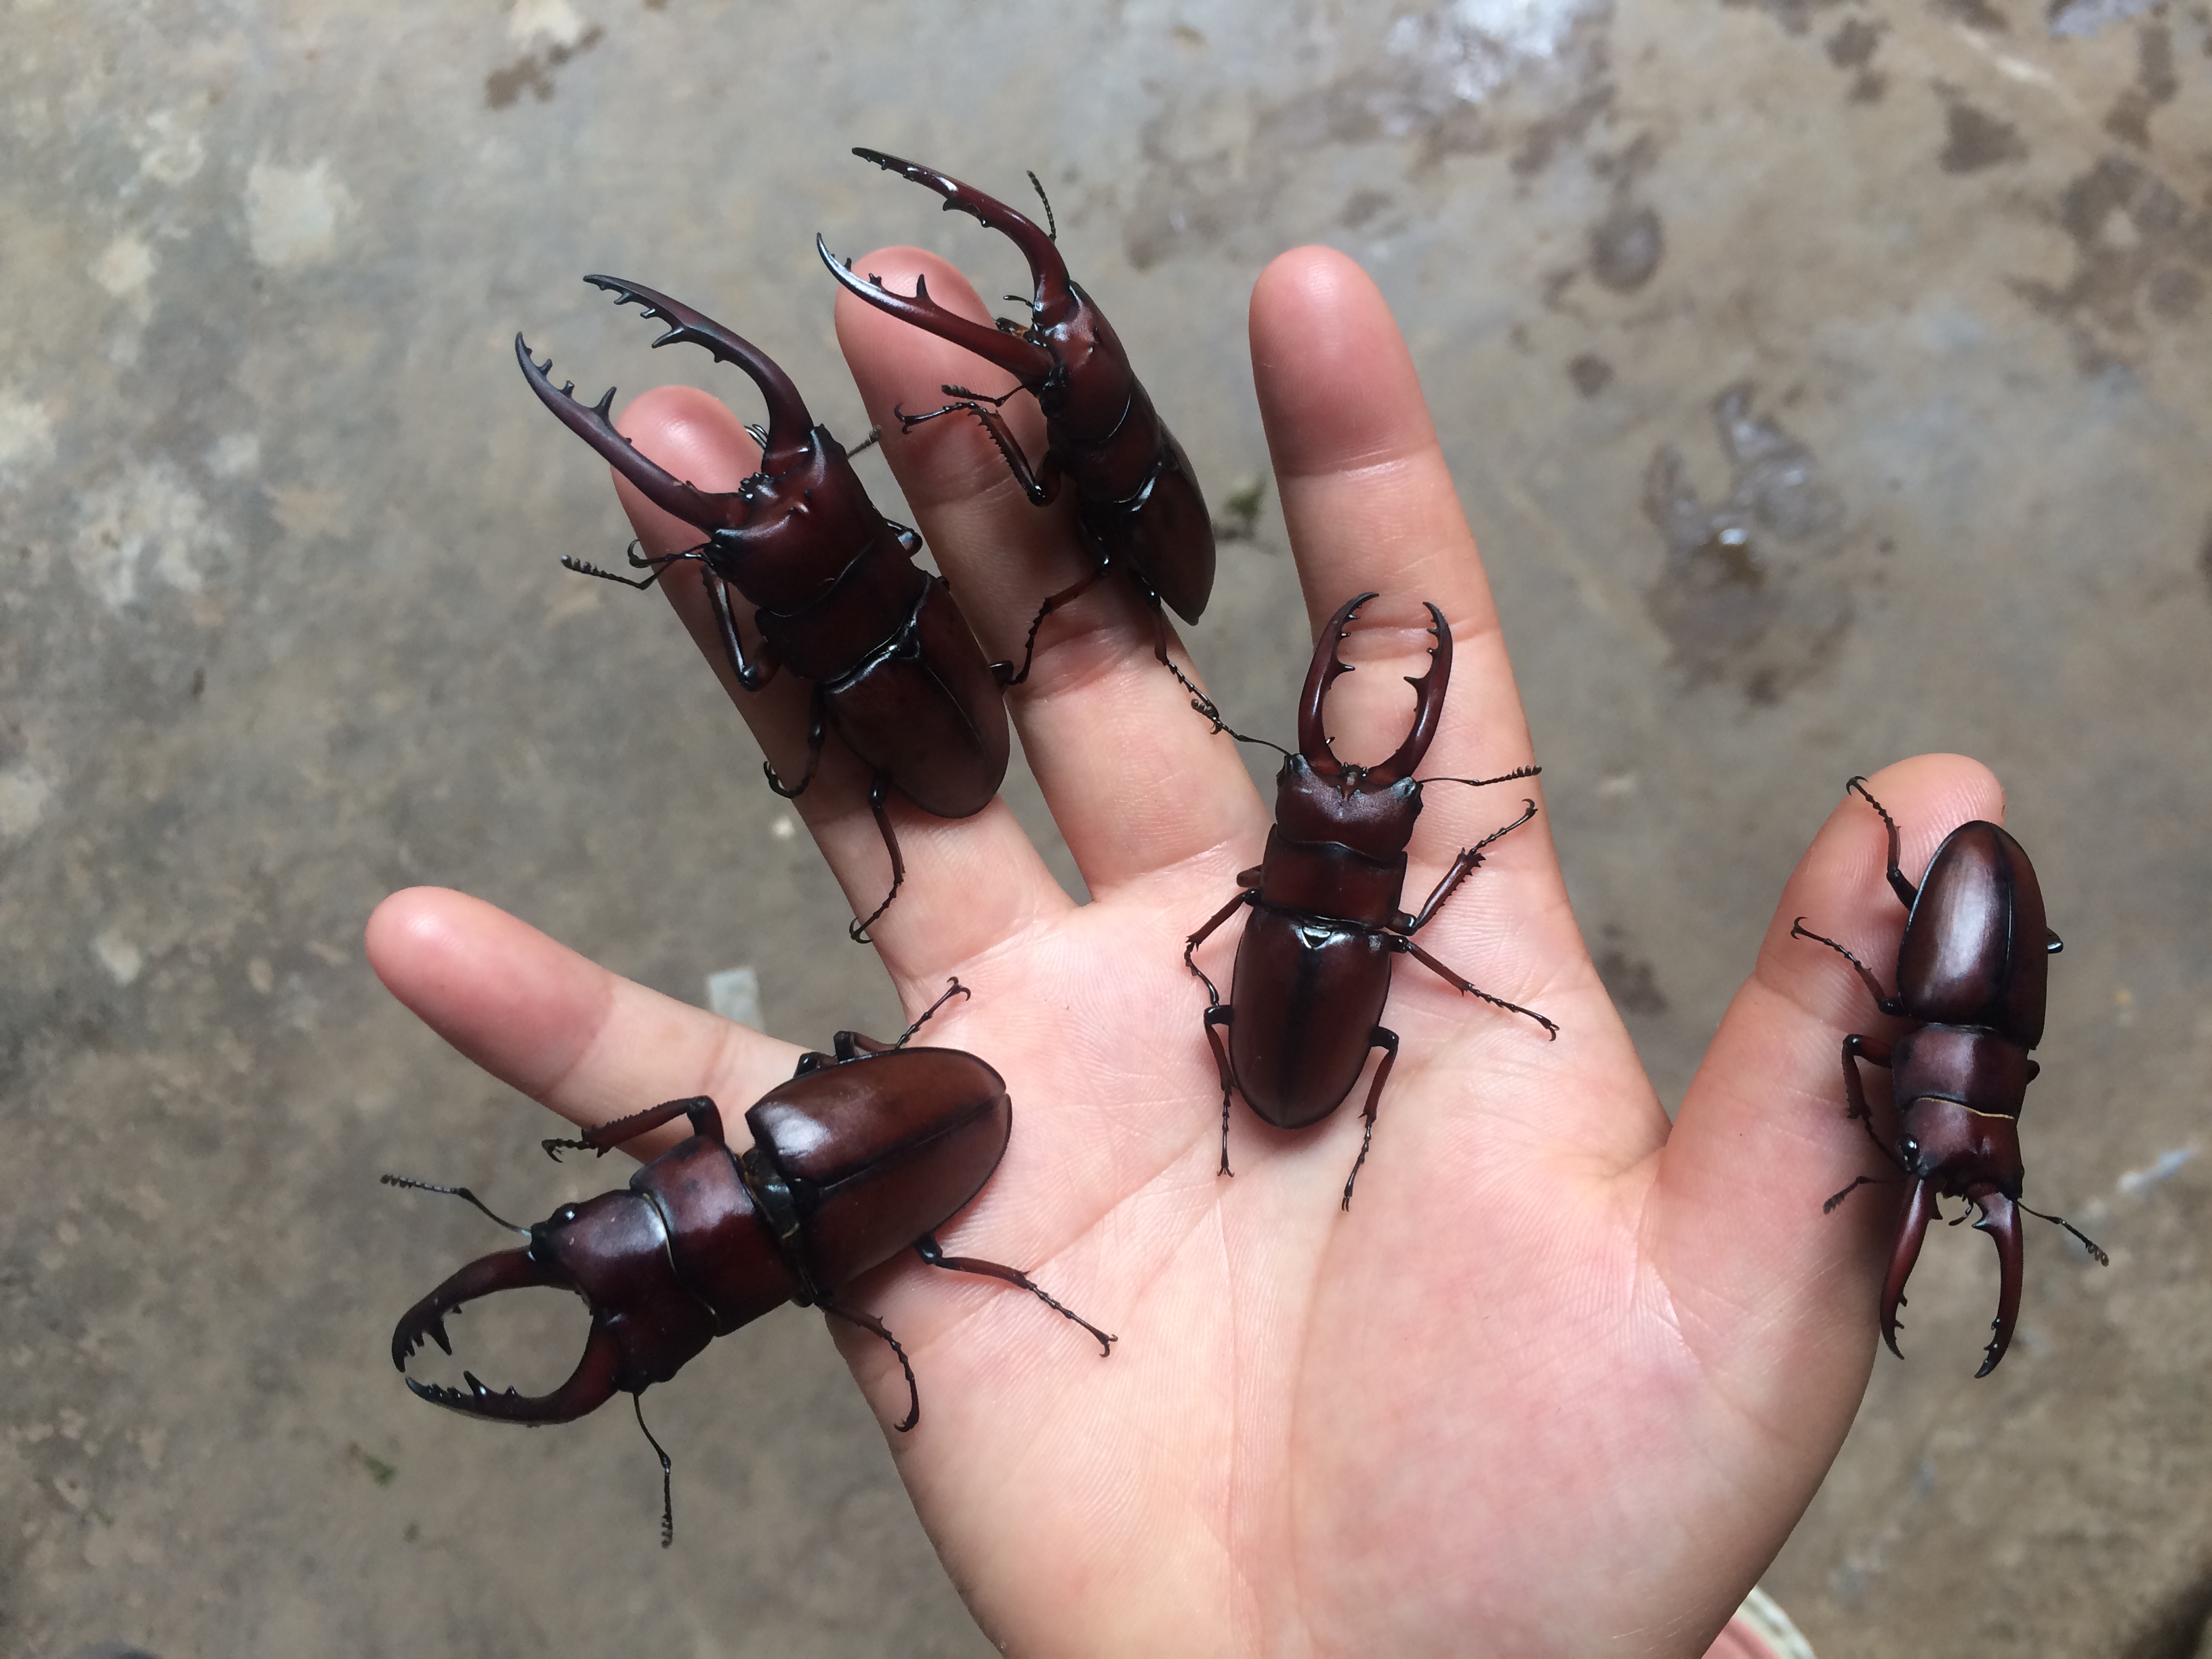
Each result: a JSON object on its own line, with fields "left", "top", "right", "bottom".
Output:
{"left": 1795, "top": 777, "right": 2106, "bottom": 1376}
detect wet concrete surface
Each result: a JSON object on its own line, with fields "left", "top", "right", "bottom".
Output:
{"left": 3, "top": 1, "right": 2209, "bottom": 1654}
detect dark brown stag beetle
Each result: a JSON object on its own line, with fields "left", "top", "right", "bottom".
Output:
{"left": 385, "top": 982, "right": 1112, "bottom": 1544}
{"left": 1793, "top": 777, "right": 2106, "bottom": 1376}
{"left": 819, "top": 148, "right": 1214, "bottom": 687}
{"left": 518, "top": 277, "right": 1011, "bottom": 939}
{"left": 1183, "top": 595, "right": 1556, "bottom": 1208}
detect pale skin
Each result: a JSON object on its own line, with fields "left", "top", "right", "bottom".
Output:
{"left": 367, "top": 245, "right": 2004, "bottom": 1656}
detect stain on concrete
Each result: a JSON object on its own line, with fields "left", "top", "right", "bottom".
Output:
{"left": 1825, "top": 16, "right": 1886, "bottom": 99}
{"left": 2198, "top": 516, "right": 2212, "bottom": 603}
{"left": 2103, "top": 22, "right": 2177, "bottom": 148}
{"left": 1568, "top": 352, "right": 1614, "bottom": 395}
{"left": 244, "top": 159, "right": 350, "bottom": 270}
{"left": 1826, "top": 17, "right": 1881, "bottom": 65}
{"left": 1589, "top": 201, "right": 1664, "bottom": 291}
{"left": 1595, "top": 929, "right": 1668, "bottom": 1015}
{"left": 1933, "top": 0, "right": 2009, "bottom": 30}
{"left": 485, "top": 26, "right": 605, "bottom": 109}
{"left": 1340, "top": 188, "right": 1393, "bottom": 228}
{"left": 2012, "top": 152, "right": 2212, "bottom": 370}
{"left": 1721, "top": 0, "right": 1848, "bottom": 35}
{"left": 1124, "top": 0, "right": 1614, "bottom": 270}
{"left": 1938, "top": 96, "right": 2028, "bottom": 173}
{"left": 1641, "top": 383, "right": 1849, "bottom": 699}
{"left": 2048, "top": 0, "right": 2162, "bottom": 38}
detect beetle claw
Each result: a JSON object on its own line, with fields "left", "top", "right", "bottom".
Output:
{"left": 1880, "top": 1179, "right": 1938, "bottom": 1361}
{"left": 1971, "top": 1191, "right": 2024, "bottom": 1377}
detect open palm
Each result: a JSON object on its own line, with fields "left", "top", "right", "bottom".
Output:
{"left": 368, "top": 245, "right": 1999, "bottom": 1656}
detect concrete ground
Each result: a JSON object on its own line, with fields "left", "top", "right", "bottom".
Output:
{"left": 3, "top": 1, "right": 2209, "bottom": 1654}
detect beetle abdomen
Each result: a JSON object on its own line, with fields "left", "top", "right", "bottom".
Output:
{"left": 825, "top": 577, "right": 1010, "bottom": 819}
{"left": 747, "top": 1050, "right": 1012, "bottom": 1290}
{"left": 1229, "top": 910, "right": 1395, "bottom": 1128}
{"left": 1078, "top": 430, "right": 1213, "bottom": 623}
{"left": 1900, "top": 822, "right": 2049, "bottom": 1046}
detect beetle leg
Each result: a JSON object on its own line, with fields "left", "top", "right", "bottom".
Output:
{"left": 1790, "top": 919, "right": 1907, "bottom": 1016}
{"left": 1845, "top": 777, "right": 1921, "bottom": 911}
{"left": 1184, "top": 888, "right": 1256, "bottom": 1003}
{"left": 1401, "top": 800, "right": 1540, "bottom": 933}
{"left": 764, "top": 684, "right": 828, "bottom": 798}
{"left": 1340, "top": 1027, "right": 1400, "bottom": 1210}
{"left": 1400, "top": 939, "right": 1561, "bottom": 1040}
{"left": 897, "top": 396, "right": 1061, "bottom": 510}
{"left": 1969, "top": 1191, "right": 2024, "bottom": 1376}
{"left": 1003, "top": 559, "right": 1106, "bottom": 687}
{"left": 541, "top": 1095, "right": 722, "bottom": 1163}
{"left": 913, "top": 1233, "right": 1117, "bottom": 1356}
{"left": 817, "top": 1298, "right": 920, "bottom": 1431}
{"left": 706, "top": 570, "right": 779, "bottom": 693}
{"left": 1202, "top": 1004, "right": 1237, "bottom": 1175}
{"left": 1880, "top": 1179, "right": 1938, "bottom": 1359}
{"left": 1837, "top": 1035, "right": 1908, "bottom": 1175}
{"left": 847, "top": 775, "right": 905, "bottom": 943}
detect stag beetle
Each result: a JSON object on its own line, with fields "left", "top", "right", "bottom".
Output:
{"left": 819, "top": 148, "right": 1214, "bottom": 687}
{"left": 1793, "top": 777, "right": 2106, "bottom": 1376}
{"left": 386, "top": 982, "right": 1113, "bottom": 1544}
{"left": 1183, "top": 594, "right": 1556, "bottom": 1208}
{"left": 518, "top": 277, "right": 1011, "bottom": 939}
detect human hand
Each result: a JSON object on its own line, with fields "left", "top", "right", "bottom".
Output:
{"left": 367, "top": 243, "right": 1999, "bottom": 1656}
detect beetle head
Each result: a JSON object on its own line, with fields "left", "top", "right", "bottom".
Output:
{"left": 391, "top": 1189, "right": 715, "bottom": 1425}
{"left": 1881, "top": 1099, "right": 2028, "bottom": 1376}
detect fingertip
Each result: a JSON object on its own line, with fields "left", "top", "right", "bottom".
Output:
{"left": 1250, "top": 245, "right": 1437, "bottom": 479}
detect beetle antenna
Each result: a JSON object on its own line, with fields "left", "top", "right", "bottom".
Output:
{"left": 895, "top": 977, "right": 970, "bottom": 1047}
{"left": 378, "top": 1174, "right": 532, "bottom": 1237}
{"left": 1027, "top": 170, "right": 1057, "bottom": 241}
{"left": 2020, "top": 1202, "right": 2110, "bottom": 1265}
{"left": 561, "top": 538, "right": 712, "bottom": 590}
{"left": 632, "top": 1393, "right": 674, "bottom": 1548}
{"left": 1417, "top": 764, "right": 1542, "bottom": 788}
{"left": 1822, "top": 1173, "right": 1899, "bottom": 1213}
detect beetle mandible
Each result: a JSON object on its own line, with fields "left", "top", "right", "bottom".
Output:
{"left": 818, "top": 148, "right": 1215, "bottom": 687}
{"left": 1793, "top": 777, "right": 2106, "bottom": 1376}
{"left": 1183, "top": 594, "right": 1557, "bottom": 1208}
{"left": 386, "top": 981, "right": 1113, "bottom": 1544}
{"left": 518, "top": 276, "right": 1011, "bottom": 940}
